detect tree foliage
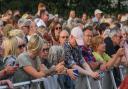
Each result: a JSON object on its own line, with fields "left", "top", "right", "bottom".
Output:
{"left": 0, "top": 0, "right": 128, "bottom": 17}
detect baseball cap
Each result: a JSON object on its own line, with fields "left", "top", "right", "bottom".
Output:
{"left": 18, "top": 18, "right": 32, "bottom": 27}
{"left": 95, "top": 9, "right": 103, "bottom": 15}
{"left": 71, "top": 27, "right": 84, "bottom": 45}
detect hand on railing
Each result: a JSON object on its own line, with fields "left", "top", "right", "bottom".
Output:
{"left": 55, "top": 61, "right": 65, "bottom": 73}
{"left": 0, "top": 80, "right": 13, "bottom": 89}
{"left": 67, "top": 69, "right": 77, "bottom": 80}
{"left": 90, "top": 72, "right": 99, "bottom": 79}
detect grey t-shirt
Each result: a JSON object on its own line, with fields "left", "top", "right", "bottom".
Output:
{"left": 16, "top": 52, "right": 41, "bottom": 71}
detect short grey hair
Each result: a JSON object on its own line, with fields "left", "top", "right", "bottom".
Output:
{"left": 109, "top": 27, "right": 121, "bottom": 38}
{"left": 60, "top": 30, "right": 69, "bottom": 36}
{"left": 48, "top": 46, "right": 65, "bottom": 65}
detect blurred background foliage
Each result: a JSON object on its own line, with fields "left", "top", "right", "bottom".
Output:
{"left": 0, "top": 0, "right": 128, "bottom": 17}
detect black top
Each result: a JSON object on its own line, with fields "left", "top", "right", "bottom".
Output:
{"left": 104, "top": 37, "right": 120, "bottom": 57}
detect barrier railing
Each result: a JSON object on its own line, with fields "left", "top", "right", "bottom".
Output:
{"left": 0, "top": 77, "right": 45, "bottom": 89}
{"left": 0, "top": 66, "right": 126, "bottom": 89}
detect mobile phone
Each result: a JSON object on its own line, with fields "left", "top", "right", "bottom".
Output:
{"left": 73, "top": 69, "right": 79, "bottom": 77}
{"left": 99, "top": 71, "right": 104, "bottom": 78}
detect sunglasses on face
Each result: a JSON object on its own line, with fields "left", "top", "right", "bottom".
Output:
{"left": 55, "top": 27, "right": 62, "bottom": 30}
{"left": 42, "top": 48, "right": 49, "bottom": 52}
{"left": 18, "top": 44, "right": 26, "bottom": 49}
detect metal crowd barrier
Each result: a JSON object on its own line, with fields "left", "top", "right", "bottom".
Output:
{"left": 0, "top": 66, "right": 126, "bottom": 89}
{"left": 0, "top": 75, "right": 61, "bottom": 89}
{"left": 0, "top": 77, "right": 45, "bottom": 89}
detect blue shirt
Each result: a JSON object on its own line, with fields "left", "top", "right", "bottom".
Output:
{"left": 63, "top": 42, "right": 85, "bottom": 68}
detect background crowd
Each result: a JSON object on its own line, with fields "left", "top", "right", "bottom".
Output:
{"left": 0, "top": 2, "right": 128, "bottom": 89}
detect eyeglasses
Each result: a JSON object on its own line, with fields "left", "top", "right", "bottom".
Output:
{"left": 55, "top": 27, "right": 62, "bottom": 30}
{"left": 60, "top": 36, "right": 69, "bottom": 39}
{"left": 18, "top": 44, "right": 26, "bottom": 49}
{"left": 23, "top": 26, "right": 30, "bottom": 28}
{"left": 42, "top": 48, "right": 49, "bottom": 52}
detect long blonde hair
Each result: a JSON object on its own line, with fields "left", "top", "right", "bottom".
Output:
{"left": 2, "top": 37, "right": 18, "bottom": 58}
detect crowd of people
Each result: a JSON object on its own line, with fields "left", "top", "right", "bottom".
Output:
{"left": 0, "top": 2, "right": 128, "bottom": 89}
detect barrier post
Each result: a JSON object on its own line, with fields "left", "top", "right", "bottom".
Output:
{"left": 109, "top": 70, "right": 117, "bottom": 89}
{"left": 97, "top": 79, "right": 102, "bottom": 89}
{"left": 36, "top": 82, "right": 41, "bottom": 89}
{"left": 86, "top": 76, "right": 92, "bottom": 89}
{"left": 119, "top": 66, "right": 124, "bottom": 80}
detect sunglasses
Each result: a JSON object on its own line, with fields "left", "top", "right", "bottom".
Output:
{"left": 23, "top": 26, "right": 30, "bottom": 28}
{"left": 8, "top": 13, "right": 12, "bottom": 16}
{"left": 55, "top": 27, "right": 62, "bottom": 30}
{"left": 60, "top": 36, "right": 69, "bottom": 39}
{"left": 18, "top": 44, "right": 26, "bottom": 49}
{"left": 42, "top": 48, "right": 49, "bottom": 52}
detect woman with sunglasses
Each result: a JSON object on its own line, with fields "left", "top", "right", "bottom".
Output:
{"left": 0, "top": 36, "right": 25, "bottom": 81}
{"left": 39, "top": 40, "right": 51, "bottom": 68}
{"left": 49, "top": 21, "right": 62, "bottom": 45}
{"left": 2, "top": 37, "right": 21, "bottom": 66}
{"left": 14, "top": 34, "right": 46, "bottom": 83}
{"left": 9, "top": 29, "right": 26, "bottom": 55}
{"left": 39, "top": 40, "right": 65, "bottom": 76}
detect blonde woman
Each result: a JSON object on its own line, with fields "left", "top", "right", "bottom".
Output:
{"left": 16, "top": 34, "right": 46, "bottom": 79}
{"left": 2, "top": 37, "right": 18, "bottom": 66}
{"left": 9, "top": 29, "right": 26, "bottom": 54}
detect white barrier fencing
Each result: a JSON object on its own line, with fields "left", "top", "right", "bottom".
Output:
{"left": 0, "top": 66, "right": 127, "bottom": 89}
